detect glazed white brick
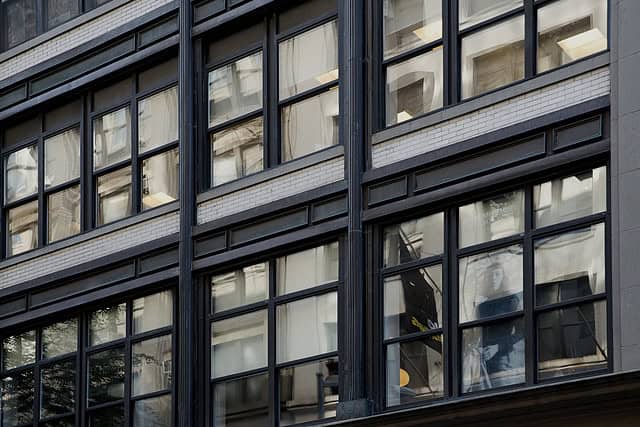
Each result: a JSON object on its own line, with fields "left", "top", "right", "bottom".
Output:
{"left": 197, "top": 157, "right": 345, "bottom": 224}
{"left": 0, "top": 0, "right": 172, "bottom": 81}
{"left": 0, "top": 211, "right": 179, "bottom": 289}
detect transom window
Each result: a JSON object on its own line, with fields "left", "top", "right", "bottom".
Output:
{"left": 205, "top": 1, "right": 339, "bottom": 188}
{"left": 0, "top": 0, "right": 116, "bottom": 52}
{"left": 0, "top": 289, "right": 175, "bottom": 426}
{"left": 378, "top": 0, "right": 608, "bottom": 127}
{"left": 209, "top": 241, "right": 341, "bottom": 426}
{"left": 379, "top": 166, "right": 609, "bottom": 407}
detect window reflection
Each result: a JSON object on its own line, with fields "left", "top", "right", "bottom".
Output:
{"left": 132, "top": 290, "right": 173, "bottom": 334}
{"left": 8, "top": 200, "right": 38, "bottom": 256}
{"left": 46, "top": 0, "right": 79, "bottom": 30}
{"left": 42, "top": 319, "right": 78, "bottom": 358}
{"left": 279, "top": 20, "right": 339, "bottom": 99}
{"left": 141, "top": 148, "right": 179, "bottom": 210}
{"left": 459, "top": 245, "right": 523, "bottom": 323}
{"left": 44, "top": 128, "right": 80, "bottom": 189}
{"left": 461, "top": 15, "right": 525, "bottom": 99}
{"left": 537, "top": 0, "right": 607, "bottom": 73}
{"left": 459, "top": 190, "right": 524, "bottom": 248}
{"left": 384, "top": 265, "right": 442, "bottom": 339}
{"left": 386, "top": 48, "right": 443, "bottom": 125}
{"left": 4, "top": 0, "right": 37, "bottom": 49}
{"left": 40, "top": 359, "right": 76, "bottom": 418}
{"left": 5, "top": 144, "right": 38, "bottom": 203}
{"left": 138, "top": 86, "right": 179, "bottom": 154}
{"left": 276, "top": 242, "right": 339, "bottom": 295}
{"left": 386, "top": 337, "right": 443, "bottom": 406}
{"left": 88, "top": 405, "right": 125, "bottom": 426}
{"left": 90, "top": 304, "right": 127, "bottom": 346}
{"left": 211, "top": 116, "right": 264, "bottom": 186}
{"left": 93, "top": 107, "right": 132, "bottom": 170}
{"left": 459, "top": 0, "right": 523, "bottom": 30}
{"left": 211, "top": 262, "right": 268, "bottom": 313}
{"left": 209, "top": 52, "right": 263, "bottom": 127}
{"left": 132, "top": 335, "right": 172, "bottom": 396}
{"left": 132, "top": 394, "right": 171, "bottom": 427}
{"left": 383, "top": 212, "right": 443, "bottom": 267}
{"left": 2, "top": 330, "right": 36, "bottom": 371}
{"left": 0, "top": 369, "right": 35, "bottom": 425}
{"left": 48, "top": 185, "right": 81, "bottom": 243}
{"left": 97, "top": 166, "right": 132, "bottom": 225}
{"left": 383, "top": 0, "right": 442, "bottom": 60}
{"left": 280, "top": 357, "right": 339, "bottom": 426}
{"left": 213, "top": 373, "right": 269, "bottom": 427}
{"left": 281, "top": 87, "right": 339, "bottom": 161}
{"left": 88, "top": 348, "right": 126, "bottom": 406}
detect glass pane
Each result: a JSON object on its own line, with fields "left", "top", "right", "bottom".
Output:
{"left": 276, "top": 292, "right": 338, "bottom": 363}
{"left": 281, "top": 87, "right": 339, "bottom": 162}
{"left": 459, "top": 0, "right": 523, "bottom": 30}
{"left": 5, "top": 144, "right": 38, "bottom": 203}
{"left": 93, "top": 107, "right": 132, "bottom": 170}
{"left": 48, "top": 186, "right": 81, "bottom": 243}
{"left": 141, "top": 148, "right": 179, "bottom": 210}
{"left": 461, "top": 15, "right": 525, "bottom": 99}
{"left": 538, "top": 300, "right": 607, "bottom": 380}
{"left": 461, "top": 317, "right": 525, "bottom": 393}
{"left": 534, "top": 167, "right": 606, "bottom": 228}
{"left": 138, "top": 86, "right": 179, "bottom": 153}
{"left": 211, "top": 116, "right": 264, "bottom": 186}
{"left": 97, "top": 167, "right": 132, "bottom": 225}
{"left": 280, "top": 357, "right": 339, "bottom": 426}
{"left": 40, "top": 359, "right": 76, "bottom": 418}
{"left": 459, "top": 190, "right": 524, "bottom": 248}
{"left": 0, "top": 369, "right": 35, "bottom": 425}
{"left": 211, "top": 262, "right": 268, "bottom": 313}
{"left": 132, "top": 335, "right": 172, "bottom": 396}
{"left": 44, "top": 128, "right": 80, "bottom": 189}
{"left": 132, "top": 394, "right": 171, "bottom": 427}
{"left": 8, "top": 200, "right": 38, "bottom": 256}
{"left": 42, "top": 319, "right": 78, "bottom": 358}
{"left": 279, "top": 20, "right": 339, "bottom": 99}
{"left": 535, "top": 223, "right": 605, "bottom": 306}
{"left": 386, "top": 337, "right": 443, "bottom": 406}
{"left": 5, "top": 0, "right": 37, "bottom": 49}
{"left": 211, "top": 310, "right": 268, "bottom": 379}
{"left": 88, "top": 405, "right": 124, "bottom": 426}
{"left": 383, "top": 0, "right": 442, "bottom": 60}
{"left": 88, "top": 348, "right": 125, "bottom": 406}
{"left": 2, "top": 330, "right": 35, "bottom": 370}
{"left": 40, "top": 415, "right": 75, "bottom": 426}
{"left": 459, "top": 245, "right": 524, "bottom": 323}
{"left": 277, "top": 242, "right": 339, "bottom": 295}
{"left": 383, "top": 212, "right": 443, "bottom": 267}
{"left": 384, "top": 264, "right": 442, "bottom": 339}
{"left": 46, "top": 0, "right": 80, "bottom": 29}
{"left": 386, "top": 48, "right": 443, "bottom": 126}
{"left": 213, "top": 373, "right": 269, "bottom": 427}
{"left": 209, "top": 51, "right": 263, "bottom": 128}
{"left": 89, "top": 303, "right": 126, "bottom": 346}
{"left": 133, "top": 290, "right": 173, "bottom": 334}
{"left": 537, "top": 0, "right": 607, "bottom": 73}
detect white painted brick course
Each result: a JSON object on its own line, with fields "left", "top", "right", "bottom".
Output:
{"left": 0, "top": 211, "right": 179, "bottom": 289}
{"left": 372, "top": 67, "right": 611, "bottom": 169}
{"left": 0, "top": 0, "right": 172, "bottom": 81}
{"left": 197, "top": 157, "right": 345, "bottom": 224}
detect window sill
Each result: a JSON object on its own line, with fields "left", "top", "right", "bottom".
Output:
{"left": 0, "top": 201, "right": 179, "bottom": 271}
{"left": 196, "top": 144, "right": 345, "bottom": 204}
{"left": 372, "top": 52, "right": 610, "bottom": 146}
{"left": 0, "top": 0, "right": 131, "bottom": 65}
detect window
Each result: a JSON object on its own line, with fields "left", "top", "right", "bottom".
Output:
{"left": 0, "top": 0, "right": 115, "bottom": 52}
{"left": 378, "top": 166, "right": 608, "bottom": 407}
{"left": 0, "top": 289, "right": 175, "bottom": 426}
{"left": 206, "top": 3, "right": 339, "bottom": 188}
{"left": 377, "top": 0, "right": 608, "bottom": 128}
{"left": 209, "top": 241, "right": 340, "bottom": 426}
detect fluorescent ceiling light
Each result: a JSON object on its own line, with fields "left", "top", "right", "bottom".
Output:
{"left": 557, "top": 28, "right": 606, "bottom": 61}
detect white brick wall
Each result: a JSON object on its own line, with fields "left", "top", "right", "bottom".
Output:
{"left": 372, "top": 67, "right": 611, "bottom": 169}
{"left": 0, "top": 0, "right": 172, "bottom": 81}
{"left": 0, "top": 211, "right": 179, "bottom": 289}
{"left": 197, "top": 157, "right": 345, "bottom": 224}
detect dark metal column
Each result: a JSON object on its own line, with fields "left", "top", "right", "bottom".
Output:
{"left": 178, "top": 0, "right": 195, "bottom": 425}
{"left": 338, "top": 0, "right": 371, "bottom": 419}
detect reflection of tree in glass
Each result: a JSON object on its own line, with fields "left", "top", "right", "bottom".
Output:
{"left": 90, "top": 304, "right": 126, "bottom": 346}
{"left": 88, "top": 348, "right": 125, "bottom": 405}
{"left": 42, "top": 319, "right": 77, "bottom": 358}
{"left": 1, "top": 369, "right": 35, "bottom": 425}
{"left": 41, "top": 359, "right": 76, "bottom": 417}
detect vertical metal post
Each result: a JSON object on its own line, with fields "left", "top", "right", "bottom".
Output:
{"left": 178, "top": 0, "right": 194, "bottom": 425}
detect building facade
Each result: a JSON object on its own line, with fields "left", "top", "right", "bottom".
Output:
{"left": 0, "top": 0, "right": 639, "bottom": 426}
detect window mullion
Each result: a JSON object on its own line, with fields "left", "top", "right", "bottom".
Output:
{"left": 449, "top": 206, "right": 461, "bottom": 398}
{"left": 124, "top": 300, "right": 133, "bottom": 427}
{"left": 38, "top": 128, "right": 45, "bottom": 249}
{"left": 132, "top": 89, "right": 141, "bottom": 215}
{"left": 267, "top": 14, "right": 279, "bottom": 169}
{"left": 268, "top": 258, "right": 277, "bottom": 427}
{"left": 523, "top": 185, "right": 536, "bottom": 386}
{"left": 525, "top": 0, "right": 536, "bottom": 78}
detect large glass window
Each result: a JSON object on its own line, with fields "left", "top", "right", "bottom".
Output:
{"left": 378, "top": 165, "right": 609, "bottom": 407}
{"left": 209, "top": 241, "right": 341, "bottom": 425}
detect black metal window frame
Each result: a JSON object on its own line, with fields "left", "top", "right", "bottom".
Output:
{"left": 373, "top": 161, "right": 612, "bottom": 411}
{"left": 0, "top": 0, "right": 117, "bottom": 53}
{"left": 204, "top": 236, "right": 344, "bottom": 427}
{"left": 0, "top": 285, "right": 177, "bottom": 427}
{"left": 372, "top": 0, "right": 611, "bottom": 132}
{"left": 201, "top": 8, "right": 341, "bottom": 191}
{"left": 0, "top": 58, "right": 179, "bottom": 260}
